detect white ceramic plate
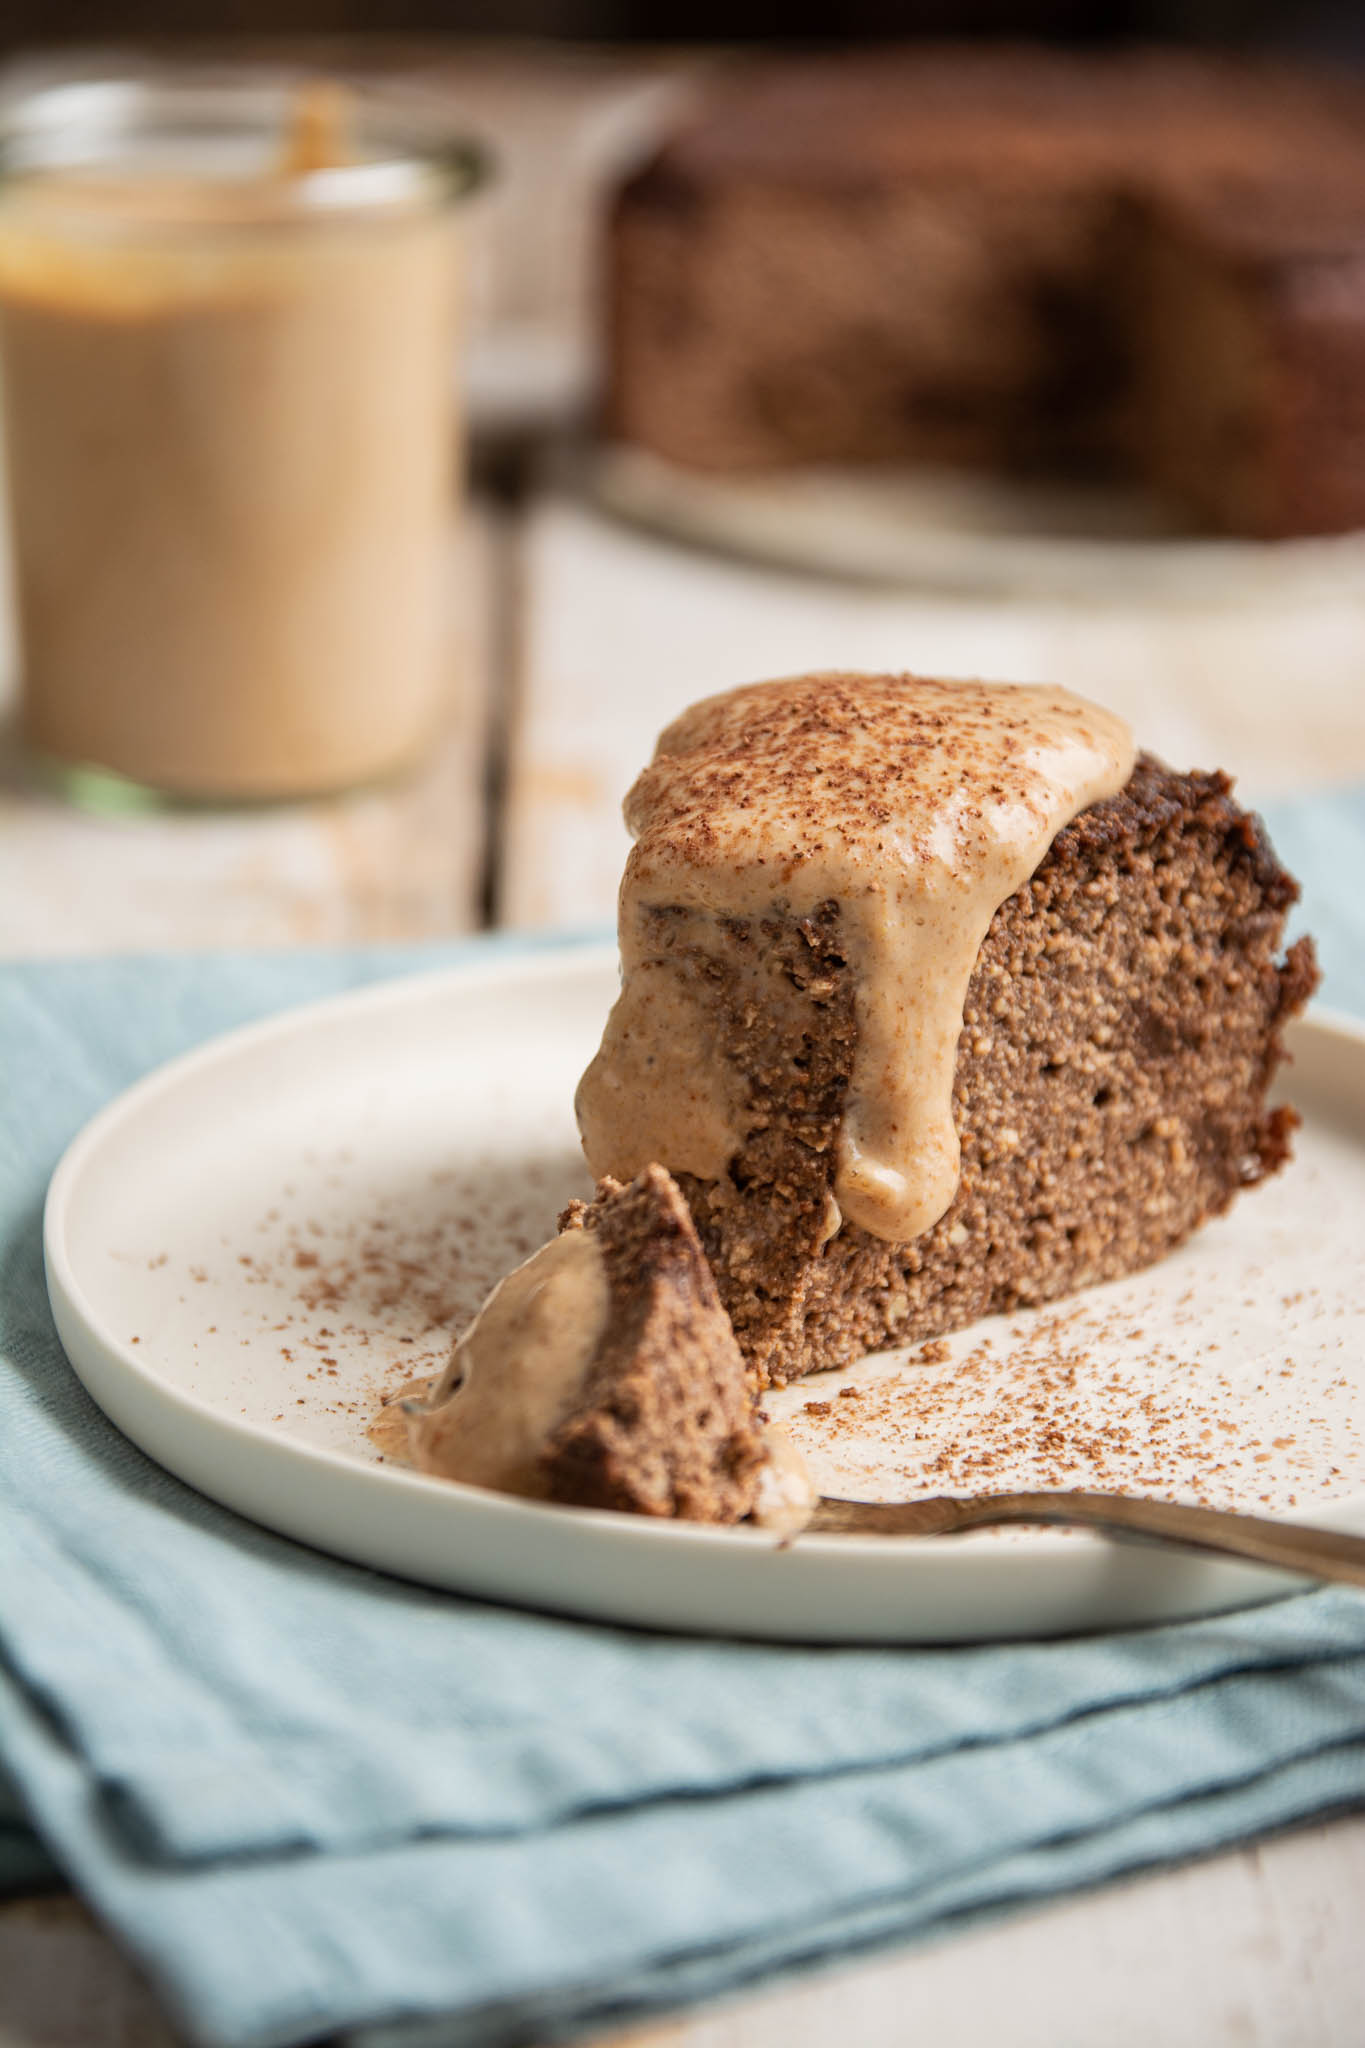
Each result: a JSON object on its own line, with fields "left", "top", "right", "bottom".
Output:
{"left": 43, "top": 945, "right": 1365, "bottom": 1643}
{"left": 588, "top": 445, "right": 1365, "bottom": 602}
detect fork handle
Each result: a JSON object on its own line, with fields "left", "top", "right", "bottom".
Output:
{"left": 818, "top": 1490, "right": 1365, "bottom": 1588}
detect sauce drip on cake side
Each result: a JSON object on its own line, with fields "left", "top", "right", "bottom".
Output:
{"left": 576, "top": 672, "right": 1135, "bottom": 1244}
{"left": 408, "top": 1230, "right": 609, "bottom": 1495}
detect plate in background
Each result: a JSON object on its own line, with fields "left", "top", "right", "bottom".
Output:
{"left": 589, "top": 445, "right": 1365, "bottom": 603}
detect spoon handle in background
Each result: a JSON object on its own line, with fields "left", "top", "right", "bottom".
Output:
{"left": 809, "top": 1489, "right": 1365, "bottom": 1587}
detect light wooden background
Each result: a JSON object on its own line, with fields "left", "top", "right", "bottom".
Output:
{"left": 3, "top": 42, "right": 1365, "bottom": 2048}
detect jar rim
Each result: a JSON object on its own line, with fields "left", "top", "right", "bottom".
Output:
{"left": 0, "top": 65, "right": 493, "bottom": 222}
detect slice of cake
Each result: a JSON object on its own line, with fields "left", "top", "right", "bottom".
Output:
{"left": 576, "top": 672, "right": 1317, "bottom": 1388}
{"left": 408, "top": 1163, "right": 769, "bottom": 1521}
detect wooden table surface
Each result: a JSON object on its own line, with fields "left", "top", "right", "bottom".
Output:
{"left": 3, "top": 42, "right": 1365, "bottom": 2048}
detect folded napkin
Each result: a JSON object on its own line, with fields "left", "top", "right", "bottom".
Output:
{"left": 2, "top": 790, "right": 1364, "bottom": 2048}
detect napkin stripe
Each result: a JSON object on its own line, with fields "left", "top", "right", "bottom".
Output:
{"left": 4, "top": 1653, "right": 1364, "bottom": 2048}
{"left": 7, "top": 1468, "right": 1365, "bottom": 1865}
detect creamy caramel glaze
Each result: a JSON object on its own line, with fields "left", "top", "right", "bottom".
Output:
{"left": 408, "top": 1231, "right": 609, "bottom": 1497}
{"left": 577, "top": 672, "right": 1134, "bottom": 1244}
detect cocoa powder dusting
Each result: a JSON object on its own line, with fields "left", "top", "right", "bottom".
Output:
{"left": 769, "top": 1290, "right": 1365, "bottom": 1516}
{"left": 161, "top": 1142, "right": 590, "bottom": 1455}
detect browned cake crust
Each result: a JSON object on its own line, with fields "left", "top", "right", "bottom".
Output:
{"left": 544, "top": 1163, "right": 765, "bottom": 1517}
{"left": 598, "top": 757, "right": 1316, "bottom": 1387}
{"left": 607, "top": 47, "right": 1365, "bottom": 535}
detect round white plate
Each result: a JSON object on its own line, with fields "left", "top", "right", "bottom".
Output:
{"left": 43, "top": 945, "right": 1365, "bottom": 1643}
{"left": 588, "top": 445, "right": 1365, "bottom": 602}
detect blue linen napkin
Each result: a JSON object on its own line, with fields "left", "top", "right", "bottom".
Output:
{"left": 2, "top": 789, "right": 1364, "bottom": 2048}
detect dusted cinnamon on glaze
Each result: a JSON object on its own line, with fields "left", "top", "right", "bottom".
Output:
{"left": 576, "top": 672, "right": 1135, "bottom": 1245}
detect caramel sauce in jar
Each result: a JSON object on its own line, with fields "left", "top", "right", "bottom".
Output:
{"left": 0, "top": 73, "right": 486, "bottom": 801}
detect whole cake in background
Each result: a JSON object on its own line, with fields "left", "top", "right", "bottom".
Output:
{"left": 606, "top": 47, "right": 1365, "bottom": 538}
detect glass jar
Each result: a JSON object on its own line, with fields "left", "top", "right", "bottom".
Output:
{"left": 0, "top": 66, "right": 488, "bottom": 803}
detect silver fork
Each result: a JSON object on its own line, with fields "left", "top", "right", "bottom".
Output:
{"left": 809, "top": 1489, "right": 1365, "bottom": 1588}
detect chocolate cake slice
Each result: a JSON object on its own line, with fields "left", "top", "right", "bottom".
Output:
{"left": 409, "top": 1163, "right": 767, "bottom": 1521}
{"left": 576, "top": 673, "right": 1318, "bottom": 1388}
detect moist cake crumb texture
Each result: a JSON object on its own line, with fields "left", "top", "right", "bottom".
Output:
{"left": 545, "top": 1163, "right": 766, "bottom": 1519}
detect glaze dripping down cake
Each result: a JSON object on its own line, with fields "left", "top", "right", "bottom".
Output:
{"left": 576, "top": 673, "right": 1318, "bottom": 1390}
